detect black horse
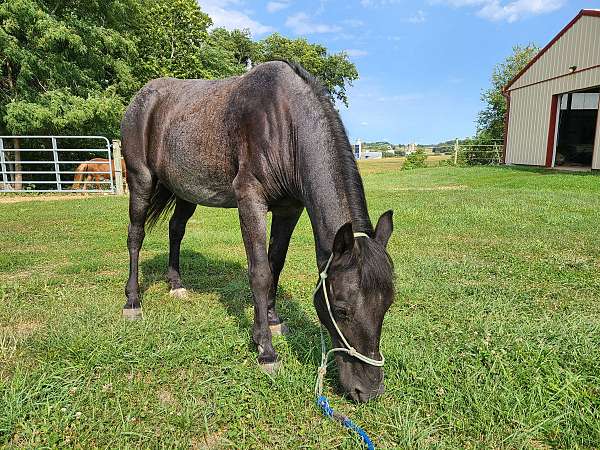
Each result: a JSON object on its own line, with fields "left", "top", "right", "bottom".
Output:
{"left": 121, "top": 61, "right": 394, "bottom": 402}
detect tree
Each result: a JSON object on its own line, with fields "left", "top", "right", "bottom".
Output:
{"left": 135, "top": 0, "right": 244, "bottom": 81}
{"left": 0, "top": 0, "right": 140, "bottom": 137}
{"left": 0, "top": 0, "right": 359, "bottom": 142}
{"left": 209, "top": 27, "right": 260, "bottom": 69}
{"left": 255, "top": 33, "right": 358, "bottom": 106}
{"left": 477, "top": 44, "right": 539, "bottom": 141}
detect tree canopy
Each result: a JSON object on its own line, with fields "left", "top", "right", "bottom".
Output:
{"left": 476, "top": 44, "right": 539, "bottom": 141}
{"left": 0, "top": 0, "right": 359, "bottom": 138}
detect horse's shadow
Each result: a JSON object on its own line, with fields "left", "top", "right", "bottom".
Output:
{"left": 140, "top": 249, "right": 322, "bottom": 367}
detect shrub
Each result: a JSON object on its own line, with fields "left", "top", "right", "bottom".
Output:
{"left": 402, "top": 149, "right": 427, "bottom": 170}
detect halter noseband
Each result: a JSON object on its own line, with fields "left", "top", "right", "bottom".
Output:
{"left": 314, "top": 232, "right": 385, "bottom": 396}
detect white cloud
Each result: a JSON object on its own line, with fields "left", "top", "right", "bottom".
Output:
{"left": 266, "top": 1, "right": 290, "bottom": 13}
{"left": 345, "top": 49, "right": 369, "bottom": 57}
{"left": 199, "top": 0, "right": 274, "bottom": 35}
{"left": 285, "top": 12, "right": 342, "bottom": 34}
{"left": 408, "top": 10, "right": 426, "bottom": 23}
{"left": 360, "top": 121, "right": 369, "bottom": 126}
{"left": 376, "top": 93, "right": 425, "bottom": 103}
{"left": 360, "top": 0, "right": 401, "bottom": 6}
{"left": 342, "top": 18, "right": 364, "bottom": 27}
{"left": 436, "top": 0, "right": 565, "bottom": 22}
{"left": 478, "top": 0, "right": 565, "bottom": 22}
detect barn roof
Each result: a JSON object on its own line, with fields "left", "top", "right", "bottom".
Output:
{"left": 504, "top": 9, "right": 600, "bottom": 92}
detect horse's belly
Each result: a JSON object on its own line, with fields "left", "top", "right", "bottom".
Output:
{"left": 169, "top": 179, "right": 237, "bottom": 208}
{"left": 162, "top": 164, "right": 237, "bottom": 208}
{"left": 181, "top": 185, "right": 236, "bottom": 208}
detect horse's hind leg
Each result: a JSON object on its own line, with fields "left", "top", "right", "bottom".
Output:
{"left": 167, "top": 198, "right": 196, "bottom": 297}
{"left": 267, "top": 206, "right": 303, "bottom": 336}
{"left": 123, "top": 168, "right": 154, "bottom": 320}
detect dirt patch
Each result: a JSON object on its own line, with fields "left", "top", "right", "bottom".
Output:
{"left": 0, "top": 321, "right": 43, "bottom": 338}
{"left": 158, "top": 389, "right": 177, "bottom": 407}
{"left": 395, "top": 185, "right": 467, "bottom": 191}
{"left": 0, "top": 194, "right": 103, "bottom": 204}
{"left": 191, "top": 429, "right": 226, "bottom": 449}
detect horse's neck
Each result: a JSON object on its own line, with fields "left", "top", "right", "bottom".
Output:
{"left": 300, "top": 152, "right": 371, "bottom": 268}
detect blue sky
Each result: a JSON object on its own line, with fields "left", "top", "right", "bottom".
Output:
{"left": 199, "top": 0, "right": 595, "bottom": 144}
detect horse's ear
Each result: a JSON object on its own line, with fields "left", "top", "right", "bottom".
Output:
{"left": 375, "top": 210, "right": 393, "bottom": 247}
{"left": 332, "top": 222, "right": 354, "bottom": 256}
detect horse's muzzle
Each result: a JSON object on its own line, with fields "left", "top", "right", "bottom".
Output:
{"left": 349, "top": 382, "right": 385, "bottom": 403}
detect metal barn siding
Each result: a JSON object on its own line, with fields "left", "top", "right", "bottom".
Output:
{"left": 504, "top": 10, "right": 600, "bottom": 168}
{"left": 506, "top": 67, "right": 600, "bottom": 165}
{"left": 510, "top": 15, "right": 600, "bottom": 91}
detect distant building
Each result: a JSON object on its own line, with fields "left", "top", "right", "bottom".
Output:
{"left": 363, "top": 151, "right": 383, "bottom": 159}
{"left": 405, "top": 143, "right": 417, "bottom": 155}
{"left": 353, "top": 139, "right": 362, "bottom": 159}
{"left": 504, "top": 9, "right": 600, "bottom": 170}
{"left": 352, "top": 139, "right": 383, "bottom": 160}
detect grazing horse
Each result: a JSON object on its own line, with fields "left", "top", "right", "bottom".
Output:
{"left": 121, "top": 61, "right": 395, "bottom": 402}
{"left": 72, "top": 158, "right": 126, "bottom": 190}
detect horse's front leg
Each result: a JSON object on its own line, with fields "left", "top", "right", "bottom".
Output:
{"left": 267, "top": 206, "right": 303, "bottom": 335}
{"left": 236, "top": 195, "right": 279, "bottom": 372}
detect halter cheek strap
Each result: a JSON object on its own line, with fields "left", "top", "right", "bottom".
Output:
{"left": 314, "top": 232, "right": 385, "bottom": 397}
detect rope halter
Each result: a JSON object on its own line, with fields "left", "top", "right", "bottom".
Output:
{"left": 314, "top": 232, "right": 385, "bottom": 397}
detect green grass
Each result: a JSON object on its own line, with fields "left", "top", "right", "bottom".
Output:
{"left": 1, "top": 165, "right": 599, "bottom": 448}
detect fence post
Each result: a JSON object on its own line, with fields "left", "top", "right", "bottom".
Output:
{"left": 51, "top": 137, "right": 62, "bottom": 191}
{"left": 453, "top": 139, "right": 459, "bottom": 165}
{"left": 0, "top": 138, "right": 9, "bottom": 191}
{"left": 112, "top": 139, "right": 124, "bottom": 195}
{"left": 494, "top": 144, "right": 501, "bottom": 164}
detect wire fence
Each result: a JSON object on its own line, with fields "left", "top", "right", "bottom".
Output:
{"left": 431, "top": 140, "right": 504, "bottom": 165}
{"left": 0, "top": 136, "right": 125, "bottom": 194}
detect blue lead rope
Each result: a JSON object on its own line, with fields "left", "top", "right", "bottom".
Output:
{"left": 316, "top": 395, "right": 375, "bottom": 450}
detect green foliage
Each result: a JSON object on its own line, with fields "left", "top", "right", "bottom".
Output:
{"left": 135, "top": 0, "right": 244, "bottom": 81}
{"left": 477, "top": 44, "right": 539, "bottom": 141}
{"left": 402, "top": 148, "right": 427, "bottom": 170}
{"left": 255, "top": 33, "right": 358, "bottom": 106}
{"left": 0, "top": 0, "right": 140, "bottom": 136}
{"left": 0, "top": 0, "right": 359, "bottom": 137}
{"left": 209, "top": 28, "right": 260, "bottom": 68}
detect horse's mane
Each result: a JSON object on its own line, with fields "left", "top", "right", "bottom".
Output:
{"left": 276, "top": 60, "right": 374, "bottom": 234}
{"left": 274, "top": 61, "right": 394, "bottom": 296}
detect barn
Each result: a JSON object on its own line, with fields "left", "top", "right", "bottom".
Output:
{"left": 503, "top": 9, "right": 600, "bottom": 170}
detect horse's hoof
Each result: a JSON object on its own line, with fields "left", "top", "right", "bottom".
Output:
{"left": 169, "top": 288, "right": 188, "bottom": 298}
{"left": 259, "top": 360, "right": 281, "bottom": 375}
{"left": 122, "top": 308, "right": 143, "bottom": 320}
{"left": 269, "top": 322, "right": 289, "bottom": 336}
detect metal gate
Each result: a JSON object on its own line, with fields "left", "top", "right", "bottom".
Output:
{"left": 0, "top": 136, "right": 117, "bottom": 193}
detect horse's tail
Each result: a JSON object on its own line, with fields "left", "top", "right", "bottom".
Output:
{"left": 145, "top": 182, "right": 176, "bottom": 230}
{"left": 72, "top": 163, "right": 87, "bottom": 189}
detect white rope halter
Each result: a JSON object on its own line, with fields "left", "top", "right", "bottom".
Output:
{"left": 314, "top": 232, "right": 385, "bottom": 396}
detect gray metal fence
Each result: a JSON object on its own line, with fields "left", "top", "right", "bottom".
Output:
{"left": 0, "top": 136, "right": 121, "bottom": 193}
{"left": 431, "top": 139, "right": 504, "bottom": 165}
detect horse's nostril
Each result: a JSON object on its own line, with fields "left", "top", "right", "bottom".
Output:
{"left": 351, "top": 383, "right": 384, "bottom": 403}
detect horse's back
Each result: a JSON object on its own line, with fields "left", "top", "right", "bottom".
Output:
{"left": 121, "top": 62, "right": 306, "bottom": 207}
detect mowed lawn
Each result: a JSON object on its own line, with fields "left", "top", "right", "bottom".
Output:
{"left": 1, "top": 165, "right": 599, "bottom": 448}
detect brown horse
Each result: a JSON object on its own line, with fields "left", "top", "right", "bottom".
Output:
{"left": 72, "top": 158, "right": 126, "bottom": 190}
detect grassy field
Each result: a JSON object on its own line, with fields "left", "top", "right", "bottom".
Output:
{"left": 1, "top": 165, "right": 599, "bottom": 448}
